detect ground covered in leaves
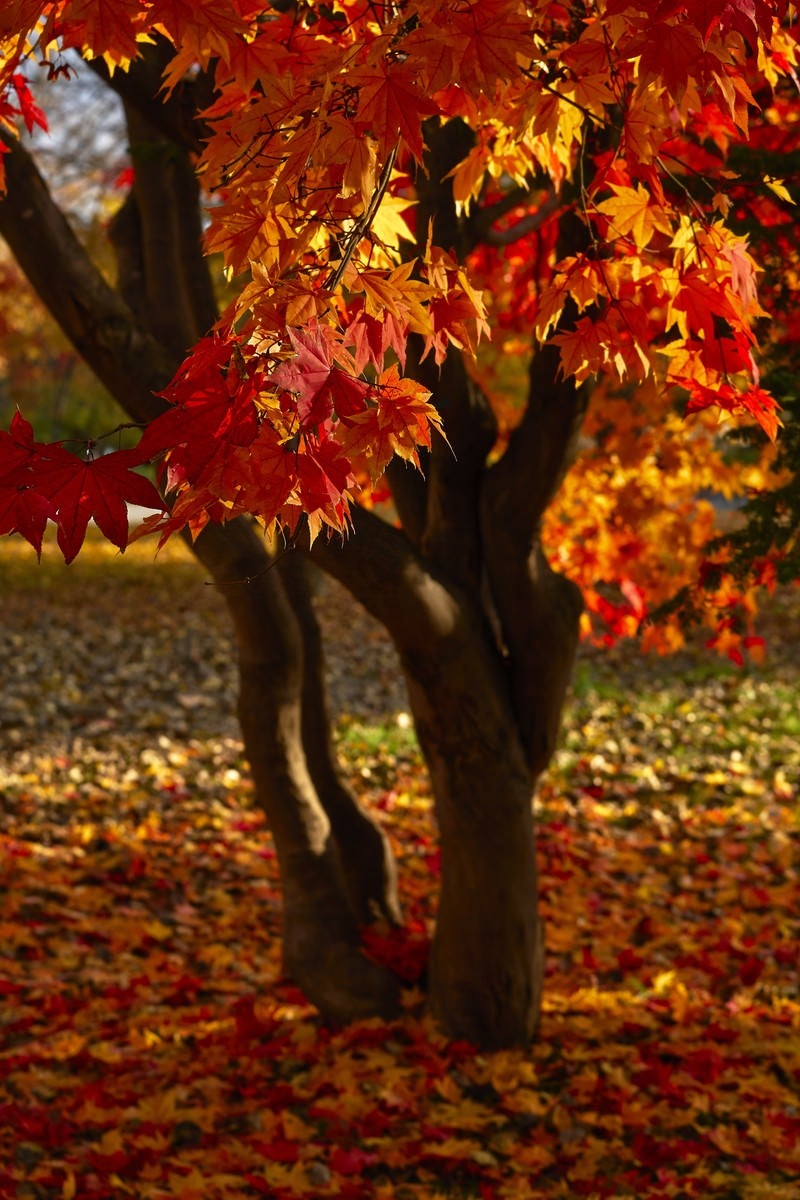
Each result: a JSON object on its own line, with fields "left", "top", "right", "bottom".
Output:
{"left": 1, "top": 534, "right": 798, "bottom": 1200}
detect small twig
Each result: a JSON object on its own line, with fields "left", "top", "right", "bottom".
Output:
{"left": 58, "top": 420, "right": 147, "bottom": 449}
{"left": 326, "top": 138, "right": 399, "bottom": 292}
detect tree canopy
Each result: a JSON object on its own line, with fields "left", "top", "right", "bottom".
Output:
{"left": 1, "top": 1, "right": 798, "bottom": 649}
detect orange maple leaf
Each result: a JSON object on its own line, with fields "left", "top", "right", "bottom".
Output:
{"left": 596, "top": 184, "right": 672, "bottom": 251}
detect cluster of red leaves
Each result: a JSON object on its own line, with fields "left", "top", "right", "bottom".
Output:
{"left": 0, "top": 72, "right": 47, "bottom": 139}
{"left": 0, "top": 413, "right": 165, "bottom": 561}
{"left": 1, "top": 539, "right": 798, "bottom": 1200}
{"left": 133, "top": 328, "right": 442, "bottom": 547}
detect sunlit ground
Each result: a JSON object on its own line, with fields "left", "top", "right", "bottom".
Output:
{"left": 1, "top": 533, "right": 798, "bottom": 1199}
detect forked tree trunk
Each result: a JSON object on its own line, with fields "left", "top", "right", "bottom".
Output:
{"left": 311, "top": 502, "right": 579, "bottom": 1045}
{"left": 0, "top": 59, "right": 588, "bottom": 1047}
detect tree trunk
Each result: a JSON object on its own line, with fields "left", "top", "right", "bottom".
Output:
{"left": 278, "top": 552, "right": 401, "bottom": 926}
{"left": 1, "top": 53, "right": 588, "bottom": 1048}
{"left": 311, "top": 507, "right": 558, "bottom": 1046}
{"left": 112, "top": 107, "right": 403, "bottom": 1018}
{"left": 189, "top": 524, "right": 400, "bottom": 1022}
{"left": 402, "top": 623, "right": 545, "bottom": 1047}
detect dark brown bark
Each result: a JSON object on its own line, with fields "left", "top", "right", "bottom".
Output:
{"left": 277, "top": 551, "right": 401, "bottom": 926}
{"left": 481, "top": 288, "right": 589, "bottom": 779}
{"left": 312, "top": 508, "right": 547, "bottom": 1044}
{"left": 404, "top": 120, "right": 498, "bottom": 595}
{"left": 189, "top": 523, "right": 400, "bottom": 1021}
{"left": 124, "top": 105, "right": 205, "bottom": 358}
{"left": 401, "top": 606, "right": 545, "bottom": 1047}
{"left": 89, "top": 35, "right": 212, "bottom": 154}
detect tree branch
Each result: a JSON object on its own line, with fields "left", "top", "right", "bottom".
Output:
{"left": 412, "top": 343, "right": 497, "bottom": 592}
{"left": 308, "top": 504, "right": 467, "bottom": 656}
{"left": 485, "top": 191, "right": 562, "bottom": 246}
{"left": 482, "top": 209, "right": 591, "bottom": 545}
{"left": 409, "top": 119, "right": 498, "bottom": 591}
{"left": 478, "top": 211, "right": 592, "bottom": 778}
{"left": 385, "top": 457, "right": 428, "bottom": 546}
{"left": 0, "top": 127, "right": 174, "bottom": 422}
{"left": 466, "top": 180, "right": 543, "bottom": 249}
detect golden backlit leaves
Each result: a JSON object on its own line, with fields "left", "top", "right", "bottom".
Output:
{"left": 0, "top": 1, "right": 797, "bottom": 547}
{"left": 537, "top": 344, "right": 785, "bottom": 651}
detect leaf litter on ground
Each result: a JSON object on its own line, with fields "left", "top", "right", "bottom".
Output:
{"left": 1, "top": 532, "right": 798, "bottom": 1199}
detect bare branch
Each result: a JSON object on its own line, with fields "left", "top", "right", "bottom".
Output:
{"left": 326, "top": 140, "right": 399, "bottom": 292}
{"left": 408, "top": 120, "right": 498, "bottom": 590}
{"left": 308, "top": 504, "right": 465, "bottom": 656}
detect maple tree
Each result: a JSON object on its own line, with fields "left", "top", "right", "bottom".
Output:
{"left": 0, "top": 0, "right": 798, "bottom": 1046}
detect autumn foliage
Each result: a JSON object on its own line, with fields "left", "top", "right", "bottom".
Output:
{"left": 0, "top": 0, "right": 797, "bottom": 631}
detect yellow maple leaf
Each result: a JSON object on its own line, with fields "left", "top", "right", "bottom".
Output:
{"left": 127, "top": 1089, "right": 178, "bottom": 1125}
{"left": 368, "top": 190, "right": 417, "bottom": 255}
{"left": 596, "top": 184, "right": 672, "bottom": 251}
{"left": 165, "top": 1167, "right": 207, "bottom": 1199}
{"left": 514, "top": 1142, "right": 556, "bottom": 1170}
{"left": 95, "top": 1128, "right": 125, "bottom": 1157}
{"left": 708, "top": 1125, "right": 742, "bottom": 1155}
{"left": 450, "top": 142, "right": 491, "bottom": 217}
{"left": 424, "top": 1136, "right": 479, "bottom": 1158}
{"left": 45, "top": 1031, "right": 87, "bottom": 1061}
{"left": 764, "top": 176, "right": 795, "bottom": 204}
{"left": 144, "top": 918, "right": 172, "bottom": 941}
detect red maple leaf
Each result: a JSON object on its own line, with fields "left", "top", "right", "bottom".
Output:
{"left": 0, "top": 483, "right": 56, "bottom": 558}
{"left": 137, "top": 336, "right": 260, "bottom": 482}
{"left": 31, "top": 446, "right": 166, "bottom": 563}
{"left": 10, "top": 73, "right": 47, "bottom": 134}
{"left": 356, "top": 62, "right": 438, "bottom": 161}
{"left": 273, "top": 327, "right": 370, "bottom": 428}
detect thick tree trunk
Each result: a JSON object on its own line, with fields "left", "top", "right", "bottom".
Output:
{"left": 312, "top": 510, "right": 553, "bottom": 1045}
{"left": 402, "top": 628, "right": 545, "bottom": 1047}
